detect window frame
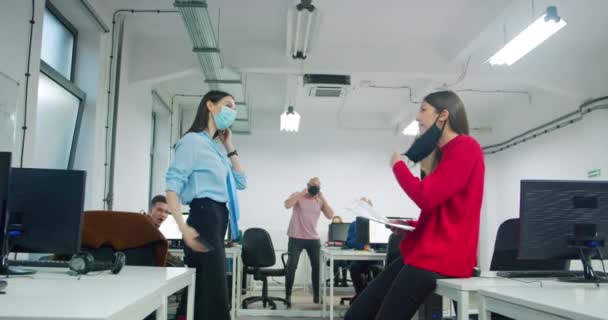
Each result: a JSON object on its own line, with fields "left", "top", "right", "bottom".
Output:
{"left": 39, "top": 60, "right": 86, "bottom": 169}
{"left": 44, "top": 0, "right": 78, "bottom": 82}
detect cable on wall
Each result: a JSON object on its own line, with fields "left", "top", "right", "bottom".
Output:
{"left": 103, "top": 9, "right": 178, "bottom": 210}
{"left": 483, "top": 96, "right": 608, "bottom": 154}
{"left": 19, "top": 0, "right": 36, "bottom": 168}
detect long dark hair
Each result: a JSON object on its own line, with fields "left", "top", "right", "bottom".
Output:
{"left": 423, "top": 90, "right": 469, "bottom": 135}
{"left": 423, "top": 90, "right": 470, "bottom": 172}
{"left": 185, "top": 90, "right": 233, "bottom": 137}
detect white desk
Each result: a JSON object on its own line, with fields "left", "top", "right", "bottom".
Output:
{"left": 436, "top": 277, "right": 539, "bottom": 320}
{"left": 0, "top": 266, "right": 195, "bottom": 320}
{"left": 169, "top": 246, "right": 242, "bottom": 320}
{"left": 478, "top": 287, "right": 608, "bottom": 320}
{"left": 436, "top": 276, "right": 604, "bottom": 320}
{"left": 320, "top": 247, "right": 386, "bottom": 320}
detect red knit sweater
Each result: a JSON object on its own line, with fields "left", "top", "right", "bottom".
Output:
{"left": 392, "top": 135, "right": 485, "bottom": 277}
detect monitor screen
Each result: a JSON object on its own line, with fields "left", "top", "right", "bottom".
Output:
{"left": 159, "top": 214, "right": 229, "bottom": 241}
{"left": 159, "top": 214, "right": 183, "bottom": 240}
{"left": 8, "top": 168, "right": 86, "bottom": 255}
{"left": 519, "top": 179, "right": 608, "bottom": 260}
{"left": 328, "top": 223, "right": 350, "bottom": 242}
{"left": 369, "top": 220, "right": 392, "bottom": 244}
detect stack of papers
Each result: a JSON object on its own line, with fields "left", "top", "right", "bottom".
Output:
{"left": 345, "top": 200, "right": 415, "bottom": 231}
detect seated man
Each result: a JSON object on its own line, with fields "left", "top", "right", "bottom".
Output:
{"left": 346, "top": 201, "right": 382, "bottom": 299}
{"left": 146, "top": 195, "right": 183, "bottom": 268}
{"left": 146, "top": 195, "right": 169, "bottom": 227}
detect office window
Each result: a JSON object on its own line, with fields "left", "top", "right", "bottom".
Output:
{"left": 35, "top": 2, "right": 85, "bottom": 169}
{"left": 34, "top": 73, "right": 83, "bottom": 169}
{"left": 40, "top": 3, "right": 77, "bottom": 80}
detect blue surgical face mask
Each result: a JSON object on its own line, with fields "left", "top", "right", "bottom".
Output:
{"left": 213, "top": 106, "right": 237, "bottom": 130}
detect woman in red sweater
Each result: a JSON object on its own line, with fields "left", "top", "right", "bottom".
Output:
{"left": 345, "top": 91, "right": 484, "bottom": 320}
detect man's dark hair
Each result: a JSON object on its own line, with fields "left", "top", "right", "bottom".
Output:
{"left": 150, "top": 195, "right": 167, "bottom": 208}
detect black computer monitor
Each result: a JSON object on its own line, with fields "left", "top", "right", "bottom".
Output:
{"left": 519, "top": 180, "right": 608, "bottom": 260}
{"left": 7, "top": 168, "right": 86, "bottom": 255}
{"left": 0, "top": 152, "right": 11, "bottom": 272}
{"left": 328, "top": 223, "right": 350, "bottom": 243}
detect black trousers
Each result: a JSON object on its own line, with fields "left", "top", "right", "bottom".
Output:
{"left": 349, "top": 261, "right": 381, "bottom": 295}
{"left": 182, "top": 198, "right": 231, "bottom": 320}
{"left": 344, "top": 259, "right": 439, "bottom": 320}
{"left": 285, "top": 237, "right": 320, "bottom": 298}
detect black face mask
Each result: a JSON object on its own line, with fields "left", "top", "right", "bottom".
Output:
{"left": 308, "top": 186, "right": 320, "bottom": 196}
{"left": 403, "top": 118, "right": 446, "bottom": 163}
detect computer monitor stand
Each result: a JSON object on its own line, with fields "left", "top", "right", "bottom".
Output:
{"left": 1, "top": 250, "right": 36, "bottom": 276}
{"left": 558, "top": 248, "right": 608, "bottom": 283}
{"left": 0, "top": 263, "right": 37, "bottom": 276}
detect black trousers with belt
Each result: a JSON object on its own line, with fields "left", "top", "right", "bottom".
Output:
{"left": 182, "top": 198, "right": 231, "bottom": 320}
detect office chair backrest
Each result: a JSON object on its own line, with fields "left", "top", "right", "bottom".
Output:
{"left": 82, "top": 211, "right": 168, "bottom": 266}
{"left": 490, "top": 218, "right": 567, "bottom": 271}
{"left": 386, "top": 232, "right": 405, "bottom": 265}
{"left": 242, "top": 228, "right": 276, "bottom": 268}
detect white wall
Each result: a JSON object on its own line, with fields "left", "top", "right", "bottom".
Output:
{"left": 150, "top": 96, "right": 171, "bottom": 199}
{"left": 0, "top": 0, "right": 45, "bottom": 167}
{"left": 0, "top": 0, "right": 111, "bottom": 210}
{"left": 481, "top": 105, "right": 608, "bottom": 269}
{"left": 229, "top": 121, "right": 421, "bottom": 284}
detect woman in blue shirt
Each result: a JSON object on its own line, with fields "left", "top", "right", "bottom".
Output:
{"left": 166, "top": 90, "right": 247, "bottom": 320}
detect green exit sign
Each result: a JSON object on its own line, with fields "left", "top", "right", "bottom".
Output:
{"left": 588, "top": 169, "right": 601, "bottom": 179}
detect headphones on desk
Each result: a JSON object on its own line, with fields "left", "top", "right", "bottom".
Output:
{"left": 68, "top": 251, "right": 126, "bottom": 275}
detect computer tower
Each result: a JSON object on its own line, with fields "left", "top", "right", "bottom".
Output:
{"left": 418, "top": 293, "right": 443, "bottom": 320}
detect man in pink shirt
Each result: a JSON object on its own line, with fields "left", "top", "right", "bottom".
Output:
{"left": 284, "top": 177, "right": 335, "bottom": 305}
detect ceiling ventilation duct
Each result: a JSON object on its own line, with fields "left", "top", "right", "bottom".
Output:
{"left": 303, "top": 74, "right": 351, "bottom": 98}
{"left": 174, "top": 0, "right": 250, "bottom": 133}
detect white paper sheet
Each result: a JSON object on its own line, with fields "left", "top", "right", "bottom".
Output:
{"left": 345, "top": 200, "right": 415, "bottom": 231}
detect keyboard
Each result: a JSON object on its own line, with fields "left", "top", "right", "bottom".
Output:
{"left": 496, "top": 270, "right": 607, "bottom": 278}
{"left": 8, "top": 259, "right": 69, "bottom": 268}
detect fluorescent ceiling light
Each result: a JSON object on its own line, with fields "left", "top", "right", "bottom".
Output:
{"left": 488, "top": 6, "right": 566, "bottom": 66}
{"left": 402, "top": 121, "right": 418, "bottom": 136}
{"left": 290, "top": 0, "right": 316, "bottom": 60}
{"left": 280, "top": 106, "right": 301, "bottom": 132}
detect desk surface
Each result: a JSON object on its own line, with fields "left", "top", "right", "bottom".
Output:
{"left": 437, "top": 276, "right": 605, "bottom": 292}
{"left": 479, "top": 287, "right": 608, "bottom": 320}
{"left": 0, "top": 277, "right": 161, "bottom": 320}
{"left": 322, "top": 247, "right": 386, "bottom": 259}
{"left": 0, "top": 266, "right": 195, "bottom": 320}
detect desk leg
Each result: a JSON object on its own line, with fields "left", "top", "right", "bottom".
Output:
{"left": 478, "top": 295, "right": 489, "bottom": 320}
{"left": 457, "top": 291, "right": 469, "bottom": 320}
{"left": 235, "top": 255, "right": 242, "bottom": 317}
{"left": 330, "top": 257, "right": 334, "bottom": 320}
{"left": 231, "top": 255, "right": 237, "bottom": 320}
{"left": 156, "top": 296, "right": 168, "bottom": 320}
{"left": 321, "top": 253, "right": 326, "bottom": 317}
{"left": 187, "top": 273, "right": 196, "bottom": 320}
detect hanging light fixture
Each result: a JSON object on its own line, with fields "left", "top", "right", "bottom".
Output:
{"left": 290, "top": 0, "right": 316, "bottom": 60}
{"left": 280, "top": 106, "right": 301, "bottom": 132}
{"left": 401, "top": 121, "right": 419, "bottom": 136}
{"left": 488, "top": 6, "right": 567, "bottom": 66}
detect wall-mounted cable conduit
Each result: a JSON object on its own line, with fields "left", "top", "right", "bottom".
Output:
{"left": 103, "top": 8, "right": 178, "bottom": 210}
{"left": 19, "top": 0, "right": 36, "bottom": 168}
{"left": 483, "top": 96, "right": 608, "bottom": 155}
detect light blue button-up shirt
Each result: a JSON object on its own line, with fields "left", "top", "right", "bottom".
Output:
{"left": 165, "top": 131, "right": 247, "bottom": 205}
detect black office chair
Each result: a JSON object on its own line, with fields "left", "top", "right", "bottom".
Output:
{"left": 490, "top": 218, "right": 568, "bottom": 271}
{"left": 447, "top": 218, "right": 571, "bottom": 320}
{"left": 241, "top": 228, "right": 291, "bottom": 310}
